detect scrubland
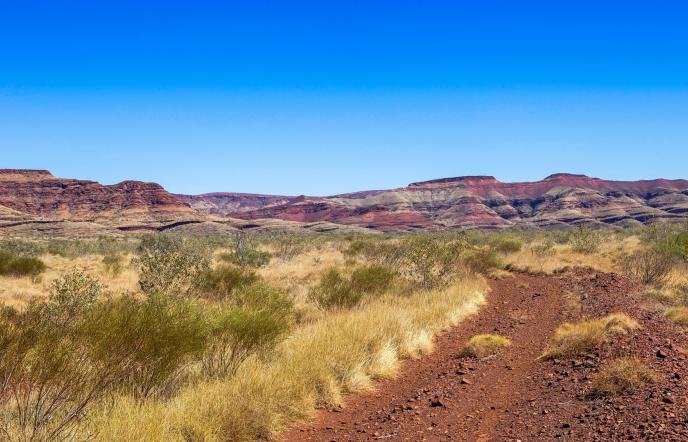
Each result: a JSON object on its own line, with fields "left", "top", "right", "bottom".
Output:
{"left": 1, "top": 221, "right": 688, "bottom": 440}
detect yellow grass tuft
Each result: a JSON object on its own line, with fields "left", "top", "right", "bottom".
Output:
{"left": 541, "top": 313, "right": 639, "bottom": 359}
{"left": 665, "top": 306, "right": 688, "bottom": 326}
{"left": 460, "top": 334, "right": 511, "bottom": 358}
{"left": 590, "top": 357, "right": 657, "bottom": 397}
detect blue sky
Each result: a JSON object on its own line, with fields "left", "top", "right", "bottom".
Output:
{"left": 1, "top": 1, "right": 687, "bottom": 195}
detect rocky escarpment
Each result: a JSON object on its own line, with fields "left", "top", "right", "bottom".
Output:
{"left": 0, "top": 169, "right": 197, "bottom": 221}
{"left": 184, "top": 174, "right": 688, "bottom": 231}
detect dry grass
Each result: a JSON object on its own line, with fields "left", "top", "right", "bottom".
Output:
{"left": 590, "top": 357, "right": 657, "bottom": 397}
{"left": 0, "top": 253, "right": 138, "bottom": 308}
{"left": 665, "top": 306, "right": 688, "bottom": 326}
{"left": 88, "top": 279, "right": 487, "bottom": 441}
{"left": 460, "top": 334, "right": 511, "bottom": 359}
{"left": 541, "top": 313, "right": 639, "bottom": 359}
{"left": 503, "top": 236, "right": 640, "bottom": 275}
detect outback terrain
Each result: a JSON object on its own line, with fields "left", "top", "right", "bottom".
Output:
{"left": 1, "top": 169, "right": 688, "bottom": 441}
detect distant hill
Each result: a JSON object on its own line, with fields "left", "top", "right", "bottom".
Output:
{"left": 2, "top": 169, "right": 687, "bottom": 233}
{"left": 178, "top": 173, "right": 688, "bottom": 231}
{"left": 0, "top": 169, "right": 196, "bottom": 221}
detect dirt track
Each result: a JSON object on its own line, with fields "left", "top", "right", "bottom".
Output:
{"left": 281, "top": 269, "right": 688, "bottom": 441}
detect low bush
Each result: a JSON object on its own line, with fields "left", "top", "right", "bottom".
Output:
{"left": 0, "top": 250, "right": 46, "bottom": 278}
{"left": 197, "top": 265, "right": 260, "bottom": 301}
{"left": 623, "top": 249, "right": 675, "bottom": 286}
{"left": 309, "top": 268, "right": 361, "bottom": 309}
{"left": 665, "top": 306, "right": 688, "bottom": 326}
{"left": 569, "top": 225, "right": 600, "bottom": 254}
{"left": 349, "top": 264, "right": 395, "bottom": 295}
{"left": 48, "top": 270, "right": 102, "bottom": 324}
{"left": 400, "top": 235, "right": 468, "bottom": 289}
{"left": 590, "top": 357, "right": 657, "bottom": 397}
{"left": 221, "top": 232, "right": 271, "bottom": 268}
{"left": 310, "top": 264, "right": 397, "bottom": 310}
{"left": 346, "top": 234, "right": 469, "bottom": 289}
{"left": 88, "top": 294, "right": 208, "bottom": 399}
{"left": 135, "top": 234, "right": 210, "bottom": 296}
{"left": 203, "top": 284, "right": 293, "bottom": 378}
{"left": 492, "top": 237, "right": 523, "bottom": 254}
{"left": 653, "top": 231, "right": 688, "bottom": 262}
{"left": 460, "top": 334, "right": 511, "bottom": 358}
{"left": 463, "top": 248, "right": 502, "bottom": 275}
{"left": 541, "top": 313, "right": 639, "bottom": 359}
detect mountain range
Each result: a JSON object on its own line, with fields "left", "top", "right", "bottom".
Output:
{"left": 2, "top": 169, "right": 688, "bottom": 235}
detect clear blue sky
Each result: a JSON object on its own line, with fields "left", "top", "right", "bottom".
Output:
{"left": 1, "top": 1, "right": 687, "bottom": 195}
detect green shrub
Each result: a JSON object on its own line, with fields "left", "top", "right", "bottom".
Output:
{"left": 0, "top": 309, "right": 109, "bottom": 440}
{"left": 135, "top": 234, "right": 210, "bottom": 296}
{"left": 492, "top": 237, "right": 523, "bottom": 254}
{"left": 48, "top": 270, "right": 102, "bottom": 325}
{"left": 570, "top": 225, "right": 600, "bottom": 254}
{"left": 0, "top": 274, "right": 116, "bottom": 440}
{"left": 654, "top": 232, "right": 688, "bottom": 262}
{"left": 463, "top": 248, "right": 502, "bottom": 275}
{"left": 349, "top": 264, "right": 395, "bottom": 295}
{"left": 203, "top": 284, "right": 293, "bottom": 378}
{"left": 197, "top": 265, "right": 260, "bottom": 301}
{"left": 309, "top": 268, "right": 361, "bottom": 309}
{"left": 220, "top": 232, "right": 271, "bottom": 268}
{"left": 623, "top": 249, "right": 675, "bottom": 286}
{"left": 86, "top": 294, "right": 208, "bottom": 399}
{"left": 399, "top": 235, "right": 467, "bottom": 289}
{"left": 0, "top": 268, "right": 211, "bottom": 439}
{"left": 0, "top": 251, "right": 46, "bottom": 278}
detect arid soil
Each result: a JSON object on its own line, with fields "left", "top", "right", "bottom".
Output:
{"left": 281, "top": 269, "right": 688, "bottom": 441}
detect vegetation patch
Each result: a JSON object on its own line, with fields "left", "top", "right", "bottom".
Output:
{"left": 623, "top": 249, "right": 675, "bottom": 286}
{"left": 665, "top": 306, "right": 688, "bottom": 327}
{"left": 197, "top": 265, "right": 260, "bottom": 301}
{"left": 541, "top": 313, "right": 639, "bottom": 359}
{"left": 569, "top": 225, "right": 601, "bottom": 254}
{"left": 0, "top": 250, "right": 46, "bottom": 278}
{"left": 309, "top": 264, "right": 396, "bottom": 310}
{"left": 491, "top": 237, "right": 523, "bottom": 254}
{"left": 349, "top": 264, "right": 395, "bottom": 295}
{"left": 135, "top": 234, "right": 210, "bottom": 296}
{"left": 590, "top": 357, "right": 657, "bottom": 397}
{"left": 460, "top": 334, "right": 511, "bottom": 358}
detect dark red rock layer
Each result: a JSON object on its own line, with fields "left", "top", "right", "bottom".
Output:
{"left": 0, "top": 170, "right": 196, "bottom": 221}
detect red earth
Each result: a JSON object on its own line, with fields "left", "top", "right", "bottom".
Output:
{"left": 280, "top": 269, "right": 688, "bottom": 441}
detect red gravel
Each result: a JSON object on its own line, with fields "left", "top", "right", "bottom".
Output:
{"left": 279, "top": 269, "right": 688, "bottom": 441}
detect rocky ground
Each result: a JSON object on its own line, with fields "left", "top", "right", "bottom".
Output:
{"left": 280, "top": 269, "right": 688, "bottom": 441}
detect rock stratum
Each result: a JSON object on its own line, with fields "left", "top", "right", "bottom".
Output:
{"left": 0, "top": 170, "right": 374, "bottom": 237}
{"left": 179, "top": 173, "right": 688, "bottom": 231}
{"left": 0, "top": 169, "right": 196, "bottom": 222}
{"left": 2, "top": 169, "right": 688, "bottom": 233}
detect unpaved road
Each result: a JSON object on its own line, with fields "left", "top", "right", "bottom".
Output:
{"left": 281, "top": 269, "right": 688, "bottom": 441}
